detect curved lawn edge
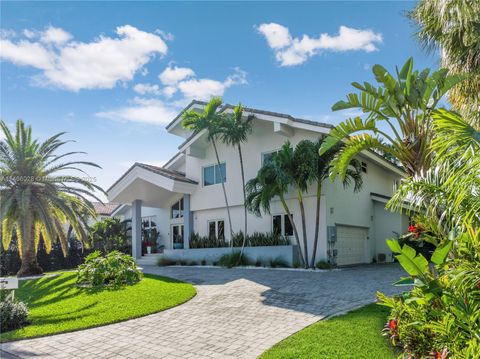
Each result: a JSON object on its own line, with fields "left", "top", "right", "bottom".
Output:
{"left": 0, "top": 273, "right": 196, "bottom": 343}
{"left": 260, "top": 303, "right": 398, "bottom": 359}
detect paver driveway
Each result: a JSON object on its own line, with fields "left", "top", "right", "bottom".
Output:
{"left": 1, "top": 264, "right": 404, "bottom": 359}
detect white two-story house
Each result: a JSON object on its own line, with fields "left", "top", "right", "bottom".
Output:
{"left": 107, "top": 100, "right": 408, "bottom": 266}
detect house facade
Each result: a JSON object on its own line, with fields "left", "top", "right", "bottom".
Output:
{"left": 107, "top": 100, "right": 408, "bottom": 266}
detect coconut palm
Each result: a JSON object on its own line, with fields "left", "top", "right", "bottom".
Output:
{"left": 409, "top": 0, "right": 480, "bottom": 128}
{"left": 0, "top": 120, "right": 103, "bottom": 276}
{"left": 388, "top": 109, "right": 480, "bottom": 232}
{"left": 309, "top": 139, "right": 363, "bottom": 268}
{"left": 214, "top": 104, "right": 254, "bottom": 256}
{"left": 245, "top": 159, "right": 306, "bottom": 266}
{"left": 181, "top": 97, "right": 234, "bottom": 242}
{"left": 319, "top": 58, "right": 465, "bottom": 180}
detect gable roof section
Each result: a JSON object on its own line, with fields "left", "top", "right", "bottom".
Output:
{"left": 107, "top": 162, "right": 197, "bottom": 193}
{"left": 92, "top": 202, "right": 121, "bottom": 216}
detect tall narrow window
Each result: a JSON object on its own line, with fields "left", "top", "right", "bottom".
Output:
{"left": 203, "top": 163, "right": 226, "bottom": 186}
{"left": 208, "top": 220, "right": 225, "bottom": 239}
{"left": 272, "top": 214, "right": 294, "bottom": 237}
{"left": 171, "top": 198, "right": 184, "bottom": 219}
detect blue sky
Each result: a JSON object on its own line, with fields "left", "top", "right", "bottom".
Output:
{"left": 1, "top": 1, "right": 440, "bottom": 200}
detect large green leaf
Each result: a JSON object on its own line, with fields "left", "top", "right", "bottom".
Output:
{"left": 431, "top": 241, "right": 452, "bottom": 265}
{"left": 386, "top": 238, "right": 402, "bottom": 253}
{"left": 395, "top": 244, "right": 429, "bottom": 276}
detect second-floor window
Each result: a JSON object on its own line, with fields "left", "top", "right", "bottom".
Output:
{"left": 171, "top": 198, "right": 184, "bottom": 219}
{"left": 203, "top": 163, "right": 226, "bottom": 186}
{"left": 262, "top": 150, "right": 279, "bottom": 165}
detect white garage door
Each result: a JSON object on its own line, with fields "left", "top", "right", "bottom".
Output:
{"left": 336, "top": 225, "right": 368, "bottom": 266}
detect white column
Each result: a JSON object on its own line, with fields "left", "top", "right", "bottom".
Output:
{"left": 183, "top": 194, "right": 193, "bottom": 249}
{"left": 132, "top": 199, "right": 142, "bottom": 259}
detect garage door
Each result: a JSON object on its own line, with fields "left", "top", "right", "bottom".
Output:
{"left": 336, "top": 225, "right": 368, "bottom": 266}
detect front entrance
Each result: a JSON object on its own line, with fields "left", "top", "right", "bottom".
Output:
{"left": 171, "top": 224, "right": 184, "bottom": 249}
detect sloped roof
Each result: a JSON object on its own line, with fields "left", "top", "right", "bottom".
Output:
{"left": 92, "top": 202, "right": 121, "bottom": 216}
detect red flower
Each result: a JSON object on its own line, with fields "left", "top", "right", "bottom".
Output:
{"left": 388, "top": 319, "right": 397, "bottom": 331}
{"left": 408, "top": 225, "right": 416, "bottom": 233}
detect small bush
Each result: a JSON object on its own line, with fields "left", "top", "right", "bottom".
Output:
{"left": 157, "top": 257, "right": 177, "bottom": 266}
{"left": 218, "top": 251, "right": 251, "bottom": 268}
{"left": 77, "top": 251, "right": 142, "bottom": 288}
{"left": 270, "top": 257, "right": 290, "bottom": 268}
{"left": 255, "top": 258, "right": 263, "bottom": 267}
{"left": 0, "top": 292, "right": 29, "bottom": 332}
{"left": 315, "top": 260, "right": 332, "bottom": 270}
{"left": 201, "top": 259, "right": 207, "bottom": 266}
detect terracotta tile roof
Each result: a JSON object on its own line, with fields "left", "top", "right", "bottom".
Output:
{"left": 92, "top": 202, "right": 121, "bottom": 216}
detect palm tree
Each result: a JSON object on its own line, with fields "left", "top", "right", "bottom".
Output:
{"left": 0, "top": 120, "right": 103, "bottom": 276}
{"left": 182, "top": 97, "right": 234, "bottom": 243}
{"left": 214, "top": 104, "right": 254, "bottom": 256}
{"left": 319, "top": 58, "right": 465, "bottom": 180}
{"left": 409, "top": 0, "right": 480, "bottom": 128}
{"left": 387, "top": 109, "right": 480, "bottom": 232}
{"left": 245, "top": 160, "right": 306, "bottom": 267}
{"left": 309, "top": 139, "right": 363, "bottom": 268}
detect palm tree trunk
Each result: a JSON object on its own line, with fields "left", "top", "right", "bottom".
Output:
{"left": 297, "top": 190, "right": 309, "bottom": 269}
{"left": 280, "top": 196, "right": 305, "bottom": 267}
{"left": 212, "top": 140, "right": 234, "bottom": 246}
{"left": 238, "top": 144, "right": 248, "bottom": 258}
{"left": 310, "top": 181, "right": 322, "bottom": 269}
{"left": 17, "top": 217, "right": 43, "bottom": 277}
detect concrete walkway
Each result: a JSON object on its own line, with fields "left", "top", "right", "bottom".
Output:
{"left": 1, "top": 264, "right": 404, "bottom": 359}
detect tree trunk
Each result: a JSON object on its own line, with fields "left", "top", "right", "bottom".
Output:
{"left": 310, "top": 181, "right": 322, "bottom": 269}
{"left": 280, "top": 196, "right": 305, "bottom": 267}
{"left": 17, "top": 220, "right": 43, "bottom": 277}
{"left": 297, "top": 190, "right": 309, "bottom": 269}
{"left": 212, "top": 140, "right": 234, "bottom": 247}
{"left": 238, "top": 144, "right": 248, "bottom": 259}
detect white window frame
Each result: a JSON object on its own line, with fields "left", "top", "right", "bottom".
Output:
{"left": 261, "top": 149, "right": 280, "bottom": 166}
{"left": 207, "top": 219, "right": 225, "bottom": 239}
{"left": 170, "top": 198, "right": 184, "bottom": 219}
{"left": 361, "top": 161, "right": 368, "bottom": 173}
{"left": 271, "top": 213, "right": 294, "bottom": 237}
{"left": 202, "top": 162, "right": 226, "bottom": 187}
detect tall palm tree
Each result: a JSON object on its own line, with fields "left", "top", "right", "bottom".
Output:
{"left": 0, "top": 120, "right": 103, "bottom": 276}
{"left": 409, "top": 0, "right": 480, "bottom": 128}
{"left": 245, "top": 160, "right": 306, "bottom": 266}
{"left": 319, "top": 58, "right": 465, "bottom": 180}
{"left": 214, "top": 104, "right": 254, "bottom": 256}
{"left": 309, "top": 139, "right": 363, "bottom": 268}
{"left": 182, "top": 97, "right": 234, "bottom": 243}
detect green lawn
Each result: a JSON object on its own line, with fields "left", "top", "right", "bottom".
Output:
{"left": 261, "top": 304, "right": 397, "bottom": 359}
{"left": 0, "top": 272, "right": 196, "bottom": 342}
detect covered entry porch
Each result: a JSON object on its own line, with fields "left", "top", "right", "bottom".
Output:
{"left": 107, "top": 162, "right": 198, "bottom": 259}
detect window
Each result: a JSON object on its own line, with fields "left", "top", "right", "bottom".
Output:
{"left": 361, "top": 161, "right": 368, "bottom": 173}
{"left": 208, "top": 220, "right": 225, "bottom": 240}
{"left": 272, "top": 214, "right": 294, "bottom": 237}
{"left": 142, "top": 216, "right": 157, "bottom": 242}
{"left": 203, "top": 163, "right": 226, "bottom": 186}
{"left": 171, "top": 198, "right": 184, "bottom": 219}
{"left": 172, "top": 224, "right": 184, "bottom": 249}
{"left": 262, "top": 150, "right": 279, "bottom": 165}
{"left": 393, "top": 179, "right": 400, "bottom": 192}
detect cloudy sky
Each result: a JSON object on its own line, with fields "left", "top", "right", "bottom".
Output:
{"left": 1, "top": 1, "right": 439, "bottom": 200}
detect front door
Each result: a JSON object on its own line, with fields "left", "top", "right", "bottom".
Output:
{"left": 171, "top": 224, "right": 184, "bottom": 249}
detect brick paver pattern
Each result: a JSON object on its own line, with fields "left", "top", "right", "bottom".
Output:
{"left": 1, "top": 264, "right": 404, "bottom": 358}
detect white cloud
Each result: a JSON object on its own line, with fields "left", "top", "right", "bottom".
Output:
{"left": 0, "top": 25, "right": 168, "bottom": 91}
{"left": 257, "top": 23, "right": 383, "bottom": 66}
{"left": 159, "top": 65, "right": 195, "bottom": 86}
{"left": 96, "top": 97, "right": 177, "bottom": 125}
{"left": 133, "top": 83, "right": 161, "bottom": 95}
{"left": 40, "top": 26, "right": 72, "bottom": 45}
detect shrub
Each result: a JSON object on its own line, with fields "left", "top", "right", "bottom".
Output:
{"left": 77, "top": 251, "right": 142, "bottom": 288}
{"left": 270, "top": 257, "right": 290, "bottom": 268}
{"left": 201, "top": 259, "right": 207, "bottom": 266}
{"left": 189, "top": 233, "right": 228, "bottom": 249}
{"left": 315, "top": 260, "right": 332, "bottom": 270}
{"left": 218, "top": 251, "right": 252, "bottom": 268}
{"left": 190, "top": 231, "right": 289, "bottom": 249}
{"left": 157, "top": 257, "right": 177, "bottom": 266}
{"left": 0, "top": 292, "right": 29, "bottom": 332}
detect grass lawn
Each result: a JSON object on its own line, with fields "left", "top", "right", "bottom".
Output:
{"left": 0, "top": 272, "right": 196, "bottom": 342}
{"left": 261, "top": 304, "right": 397, "bottom": 359}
